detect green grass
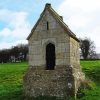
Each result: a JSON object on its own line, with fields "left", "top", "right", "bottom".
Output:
{"left": 0, "top": 62, "right": 28, "bottom": 100}
{"left": 81, "top": 60, "right": 100, "bottom": 82}
{"left": 80, "top": 60, "right": 100, "bottom": 100}
{"left": 0, "top": 61, "right": 100, "bottom": 100}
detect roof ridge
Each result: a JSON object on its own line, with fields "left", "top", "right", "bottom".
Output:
{"left": 49, "top": 6, "right": 76, "bottom": 37}
{"left": 27, "top": 3, "right": 79, "bottom": 42}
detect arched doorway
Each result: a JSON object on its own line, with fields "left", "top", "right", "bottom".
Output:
{"left": 46, "top": 43, "right": 55, "bottom": 70}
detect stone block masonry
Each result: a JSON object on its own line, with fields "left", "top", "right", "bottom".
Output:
{"left": 23, "top": 3, "right": 85, "bottom": 99}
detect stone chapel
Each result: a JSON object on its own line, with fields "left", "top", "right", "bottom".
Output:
{"left": 23, "top": 3, "right": 85, "bottom": 99}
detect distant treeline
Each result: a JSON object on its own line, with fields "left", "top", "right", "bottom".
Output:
{"left": 0, "top": 44, "right": 28, "bottom": 63}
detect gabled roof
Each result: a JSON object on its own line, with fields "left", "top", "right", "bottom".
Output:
{"left": 27, "top": 3, "right": 80, "bottom": 42}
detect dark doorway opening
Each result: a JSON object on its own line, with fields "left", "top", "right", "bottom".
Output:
{"left": 46, "top": 43, "right": 55, "bottom": 70}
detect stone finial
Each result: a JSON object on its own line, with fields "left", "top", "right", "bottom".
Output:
{"left": 45, "top": 3, "right": 51, "bottom": 8}
{"left": 60, "top": 16, "right": 63, "bottom": 20}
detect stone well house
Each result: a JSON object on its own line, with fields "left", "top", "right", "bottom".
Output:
{"left": 23, "top": 3, "right": 85, "bottom": 99}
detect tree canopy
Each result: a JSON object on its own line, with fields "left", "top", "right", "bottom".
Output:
{"left": 0, "top": 44, "right": 28, "bottom": 63}
{"left": 80, "top": 38, "right": 97, "bottom": 59}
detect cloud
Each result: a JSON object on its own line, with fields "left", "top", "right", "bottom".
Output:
{"left": 0, "top": 9, "right": 31, "bottom": 49}
{"left": 0, "top": 40, "right": 28, "bottom": 50}
{"left": 58, "top": 0, "right": 100, "bottom": 53}
{"left": 0, "top": 9, "right": 31, "bottom": 40}
{"left": 0, "top": 28, "right": 11, "bottom": 37}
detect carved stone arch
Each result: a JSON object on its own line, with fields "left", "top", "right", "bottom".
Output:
{"left": 44, "top": 40, "right": 55, "bottom": 46}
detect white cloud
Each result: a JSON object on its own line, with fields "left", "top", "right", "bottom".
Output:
{"left": 58, "top": 0, "right": 100, "bottom": 53}
{"left": 15, "top": 40, "right": 28, "bottom": 45}
{"left": 0, "top": 9, "right": 31, "bottom": 40}
{"left": 0, "top": 40, "right": 28, "bottom": 50}
{"left": 0, "top": 42, "right": 12, "bottom": 49}
{"left": 0, "top": 28, "right": 11, "bottom": 37}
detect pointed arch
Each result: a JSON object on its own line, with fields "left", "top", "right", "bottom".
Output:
{"left": 46, "top": 43, "right": 55, "bottom": 70}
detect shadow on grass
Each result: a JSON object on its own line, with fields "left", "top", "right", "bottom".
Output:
{"left": 0, "top": 90, "right": 75, "bottom": 100}
{"left": 24, "top": 96, "right": 74, "bottom": 100}
{"left": 0, "top": 89, "right": 23, "bottom": 100}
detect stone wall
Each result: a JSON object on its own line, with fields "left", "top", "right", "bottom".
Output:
{"left": 23, "top": 65, "right": 75, "bottom": 99}
{"left": 70, "top": 37, "right": 80, "bottom": 67}
{"left": 28, "top": 9, "right": 70, "bottom": 67}
{"left": 69, "top": 37, "right": 85, "bottom": 96}
{"left": 24, "top": 4, "right": 85, "bottom": 99}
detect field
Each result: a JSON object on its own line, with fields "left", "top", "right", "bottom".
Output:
{"left": 0, "top": 61, "right": 100, "bottom": 100}
{"left": 0, "top": 62, "right": 28, "bottom": 100}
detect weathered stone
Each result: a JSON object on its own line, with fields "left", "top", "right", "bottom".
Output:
{"left": 23, "top": 3, "right": 85, "bottom": 100}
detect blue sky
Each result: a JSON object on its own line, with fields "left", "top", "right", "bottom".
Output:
{"left": 0, "top": 0, "right": 100, "bottom": 53}
{"left": 0, "top": 0, "right": 62, "bottom": 48}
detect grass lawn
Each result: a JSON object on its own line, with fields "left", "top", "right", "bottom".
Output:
{"left": 80, "top": 60, "right": 100, "bottom": 100}
{"left": 0, "top": 61, "right": 100, "bottom": 100}
{"left": 0, "top": 62, "right": 28, "bottom": 100}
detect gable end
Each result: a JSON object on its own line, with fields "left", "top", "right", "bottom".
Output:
{"left": 27, "top": 3, "right": 80, "bottom": 42}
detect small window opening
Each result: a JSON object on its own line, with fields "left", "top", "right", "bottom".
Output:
{"left": 47, "top": 21, "right": 49, "bottom": 30}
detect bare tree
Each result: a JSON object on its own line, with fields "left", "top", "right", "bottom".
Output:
{"left": 80, "top": 38, "right": 96, "bottom": 59}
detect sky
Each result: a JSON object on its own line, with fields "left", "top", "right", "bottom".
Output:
{"left": 0, "top": 0, "right": 100, "bottom": 53}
